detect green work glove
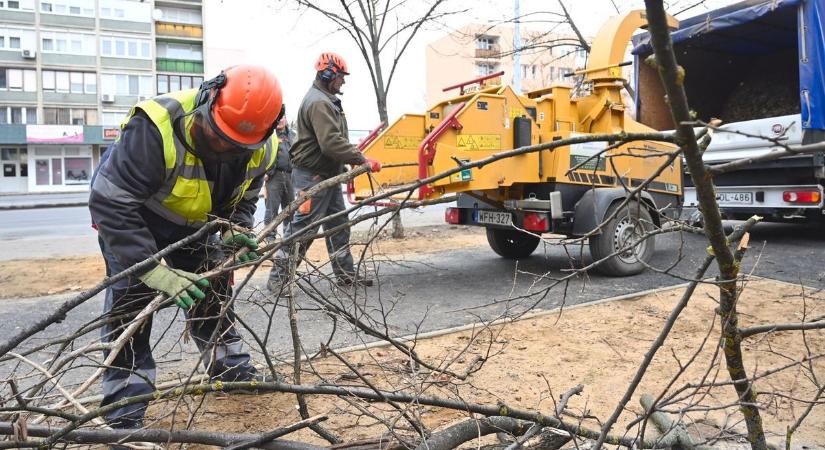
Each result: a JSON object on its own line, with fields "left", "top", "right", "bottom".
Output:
{"left": 138, "top": 265, "right": 210, "bottom": 309}
{"left": 221, "top": 229, "right": 260, "bottom": 263}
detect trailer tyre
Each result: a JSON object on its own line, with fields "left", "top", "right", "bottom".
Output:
{"left": 486, "top": 227, "right": 540, "bottom": 259}
{"left": 589, "top": 201, "right": 655, "bottom": 276}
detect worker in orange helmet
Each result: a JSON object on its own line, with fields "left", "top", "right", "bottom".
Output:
{"left": 267, "top": 52, "right": 381, "bottom": 293}
{"left": 89, "top": 65, "right": 283, "bottom": 431}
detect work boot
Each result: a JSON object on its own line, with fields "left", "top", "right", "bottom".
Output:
{"left": 210, "top": 368, "right": 284, "bottom": 394}
{"left": 336, "top": 275, "right": 374, "bottom": 287}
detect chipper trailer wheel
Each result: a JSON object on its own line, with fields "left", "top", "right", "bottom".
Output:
{"left": 588, "top": 201, "right": 655, "bottom": 276}
{"left": 486, "top": 227, "right": 540, "bottom": 259}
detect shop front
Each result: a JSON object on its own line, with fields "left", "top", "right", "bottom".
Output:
{"left": 29, "top": 145, "right": 95, "bottom": 193}
{"left": 0, "top": 124, "right": 115, "bottom": 194}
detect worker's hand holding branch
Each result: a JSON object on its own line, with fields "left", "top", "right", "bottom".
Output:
{"left": 138, "top": 265, "right": 210, "bottom": 309}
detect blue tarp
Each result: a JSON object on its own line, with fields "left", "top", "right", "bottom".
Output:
{"left": 632, "top": 0, "right": 825, "bottom": 131}
{"left": 800, "top": 0, "right": 825, "bottom": 129}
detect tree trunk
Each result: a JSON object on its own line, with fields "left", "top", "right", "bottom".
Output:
{"left": 641, "top": 2, "right": 768, "bottom": 449}
{"left": 391, "top": 212, "right": 405, "bottom": 239}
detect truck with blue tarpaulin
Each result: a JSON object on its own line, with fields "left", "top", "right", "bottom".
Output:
{"left": 632, "top": 0, "right": 825, "bottom": 224}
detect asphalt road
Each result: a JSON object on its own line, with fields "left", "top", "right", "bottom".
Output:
{"left": 0, "top": 198, "right": 451, "bottom": 260}
{"left": 1, "top": 205, "right": 823, "bottom": 394}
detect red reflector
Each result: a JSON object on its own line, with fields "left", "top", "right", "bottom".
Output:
{"left": 783, "top": 190, "right": 821, "bottom": 204}
{"left": 445, "top": 207, "right": 461, "bottom": 224}
{"left": 523, "top": 212, "right": 549, "bottom": 232}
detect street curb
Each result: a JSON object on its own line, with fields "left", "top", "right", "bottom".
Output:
{"left": 330, "top": 280, "right": 696, "bottom": 355}
{"left": 0, "top": 201, "right": 88, "bottom": 211}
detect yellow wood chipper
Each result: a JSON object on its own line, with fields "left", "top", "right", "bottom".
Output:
{"left": 352, "top": 11, "right": 682, "bottom": 276}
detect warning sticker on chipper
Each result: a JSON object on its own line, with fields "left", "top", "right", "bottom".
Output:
{"left": 569, "top": 140, "right": 606, "bottom": 171}
{"left": 384, "top": 135, "right": 420, "bottom": 150}
{"left": 457, "top": 134, "right": 501, "bottom": 151}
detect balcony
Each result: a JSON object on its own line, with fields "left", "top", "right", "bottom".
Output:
{"left": 475, "top": 46, "right": 501, "bottom": 59}
{"left": 155, "top": 22, "right": 203, "bottom": 40}
{"left": 156, "top": 58, "right": 203, "bottom": 74}
{"left": 154, "top": 0, "right": 202, "bottom": 7}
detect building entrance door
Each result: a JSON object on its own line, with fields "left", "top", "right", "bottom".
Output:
{"left": 0, "top": 147, "right": 28, "bottom": 193}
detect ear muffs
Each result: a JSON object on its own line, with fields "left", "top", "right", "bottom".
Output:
{"left": 320, "top": 59, "right": 337, "bottom": 83}
{"left": 195, "top": 71, "right": 228, "bottom": 107}
{"left": 274, "top": 105, "right": 285, "bottom": 127}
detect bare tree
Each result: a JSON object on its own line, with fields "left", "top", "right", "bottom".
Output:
{"left": 281, "top": 0, "right": 464, "bottom": 239}
{"left": 286, "top": 0, "right": 462, "bottom": 125}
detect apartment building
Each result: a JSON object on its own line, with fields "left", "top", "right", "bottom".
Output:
{"left": 0, "top": 0, "right": 204, "bottom": 194}
{"left": 426, "top": 24, "right": 583, "bottom": 106}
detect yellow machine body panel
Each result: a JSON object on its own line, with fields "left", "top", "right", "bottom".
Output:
{"left": 351, "top": 113, "right": 426, "bottom": 200}
{"left": 427, "top": 86, "right": 542, "bottom": 195}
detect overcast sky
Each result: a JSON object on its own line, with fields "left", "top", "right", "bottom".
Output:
{"left": 202, "top": 0, "right": 736, "bottom": 131}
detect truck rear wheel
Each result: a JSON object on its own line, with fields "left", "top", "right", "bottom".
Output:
{"left": 589, "top": 201, "right": 655, "bottom": 276}
{"left": 486, "top": 227, "right": 540, "bottom": 259}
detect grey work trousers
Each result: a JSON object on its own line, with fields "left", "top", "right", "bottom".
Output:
{"left": 98, "top": 234, "right": 256, "bottom": 429}
{"left": 269, "top": 167, "right": 356, "bottom": 284}
{"left": 263, "top": 169, "right": 294, "bottom": 234}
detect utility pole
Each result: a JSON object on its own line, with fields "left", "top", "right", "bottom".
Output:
{"left": 512, "top": 0, "right": 521, "bottom": 93}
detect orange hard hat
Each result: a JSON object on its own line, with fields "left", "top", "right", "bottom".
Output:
{"left": 315, "top": 52, "right": 349, "bottom": 79}
{"left": 208, "top": 65, "right": 283, "bottom": 148}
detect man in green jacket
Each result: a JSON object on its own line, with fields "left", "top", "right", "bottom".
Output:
{"left": 268, "top": 52, "right": 381, "bottom": 293}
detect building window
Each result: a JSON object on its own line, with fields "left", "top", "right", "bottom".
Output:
{"left": 99, "top": 0, "right": 151, "bottom": 22}
{"left": 101, "top": 37, "right": 151, "bottom": 59}
{"left": 0, "top": 68, "right": 37, "bottom": 92}
{"left": 101, "top": 111, "right": 126, "bottom": 126}
{"left": 40, "top": 32, "right": 94, "bottom": 55}
{"left": 476, "top": 62, "right": 498, "bottom": 77}
{"left": 156, "top": 6, "right": 202, "bottom": 25}
{"left": 520, "top": 64, "right": 538, "bottom": 79}
{"left": 101, "top": 73, "right": 153, "bottom": 96}
{"left": 84, "top": 72, "right": 95, "bottom": 93}
{"left": 476, "top": 35, "right": 498, "bottom": 50}
{"left": 156, "top": 42, "right": 202, "bottom": 61}
{"left": 70, "top": 72, "right": 83, "bottom": 93}
{"left": 0, "top": 106, "right": 36, "bottom": 124}
{"left": 1, "top": 0, "right": 33, "bottom": 9}
{"left": 0, "top": 29, "right": 31, "bottom": 50}
{"left": 40, "top": 0, "right": 94, "bottom": 16}
{"left": 156, "top": 74, "right": 202, "bottom": 95}
{"left": 1, "top": 147, "right": 28, "bottom": 178}
{"left": 43, "top": 107, "right": 97, "bottom": 125}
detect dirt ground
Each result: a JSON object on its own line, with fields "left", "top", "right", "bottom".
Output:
{"left": 142, "top": 278, "right": 825, "bottom": 449}
{"left": 0, "top": 225, "right": 487, "bottom": 299}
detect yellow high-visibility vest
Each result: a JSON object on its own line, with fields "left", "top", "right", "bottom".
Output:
{"left": 122, "top": 89, "right": 275, "bottom": 227}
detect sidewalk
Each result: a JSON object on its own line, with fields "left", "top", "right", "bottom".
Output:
{"left": 0, "top": 192, "right": 90, "bottom": 210}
